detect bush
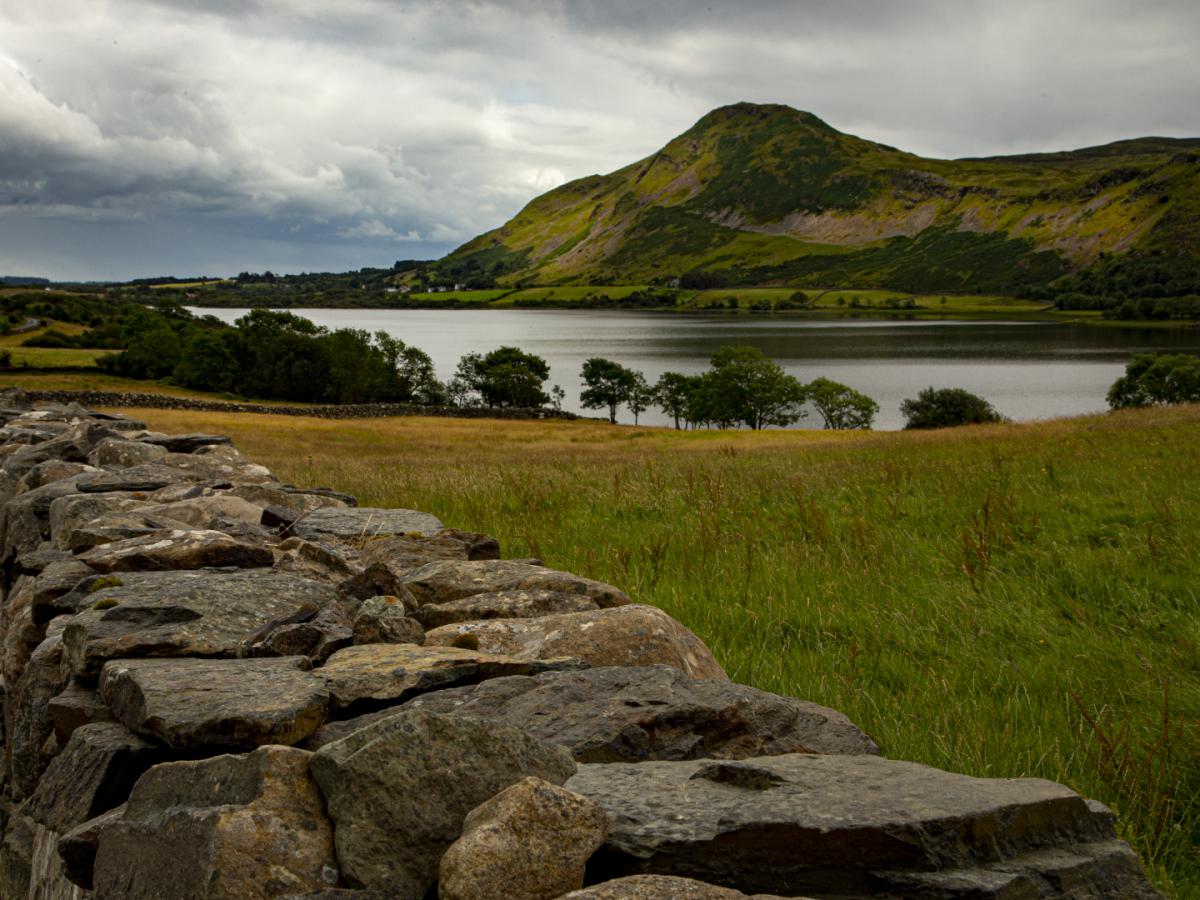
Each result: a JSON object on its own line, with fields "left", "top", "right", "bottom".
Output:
{"left": 1107, "top": 353, "right": 1200, "bottom": 409}
{"left": 901, "top": 388, "right": 1006, "bottom": 430}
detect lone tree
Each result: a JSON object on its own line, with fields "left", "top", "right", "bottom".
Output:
{"left": 900, "top": 387, "right": 1006, "bottom": 430}
{"left": 805, "top": 378, "right": 879, "bottom": 430}
{"left": 452, "top": 346, "right": 550, "bottom": 408}
{"left": 580, "top": 357, "right": 638, "bottom": 423}
{"left": 696, "top": 346, "right": 807, "bottom": 430}
{"left": 1107, "top": 353, "right": 1200, "bottom": 409}
{"left": 626, "top": 372, "right": 654, "bottom": 425}
{"left": 654, "top": 371, "right": 697, "bottom": 430}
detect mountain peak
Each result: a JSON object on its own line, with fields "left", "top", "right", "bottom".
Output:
{"left": 688, "top": 102, "right": 838, "bottom": 136}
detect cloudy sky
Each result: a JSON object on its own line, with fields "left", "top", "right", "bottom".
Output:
{"left": 1, "top": 0, "right": 1197, "bottom": 281}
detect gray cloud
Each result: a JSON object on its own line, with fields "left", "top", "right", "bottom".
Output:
{"left": 0, "top": 0, "right": 1196, "bottom": 279}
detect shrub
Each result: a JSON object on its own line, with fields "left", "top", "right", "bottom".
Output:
{"left": 901, "top": 388, "right": 1006, "bottom": 430}
{"left": 1107, "top": 353, "right": 1200, "bottom": 409}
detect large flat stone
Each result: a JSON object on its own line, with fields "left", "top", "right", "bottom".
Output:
{"left": 426, "top": 604, "right": 727, "bottom": 680}
{"left": 77, "top": 528, "right": 274, "bottom": 573}
{"left": 403, "top": 665, "right": 878, "bottom": 761}
{"left": 412, "top": 589, "right": 598, "bottom": 629}
{"left": 61, "top": 569, "right": 338, "bottom": 677}
{"left": 567, "top": 754, "right": 1162, "bottom": 899}
{"left": 316, "top": 643, "right": 585, "bottom": 715}
{"left": 93, "top": 746, "right": 339, "bottom": 899}
{"left": 560, "top": 876, "right": 792, "bottom": 899}
{"left": 400, "top": 559, "right": 630, "bottom": 609}
{"left": 309, "top": 708, "right": 575, "bottom": 897}
{"left": 292, "top": 507, "right": 443, "bottom": 541}
{"left": 101, "top": 657, "right": 328, "bottom": 749}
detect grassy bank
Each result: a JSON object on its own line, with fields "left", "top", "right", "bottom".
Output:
{"left": 108, "top": 405, "right": 1200, "bottom": 895}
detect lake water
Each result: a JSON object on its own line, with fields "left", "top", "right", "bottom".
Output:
{"left": 192, "top": 308, "right": 1200, "bottom": 430}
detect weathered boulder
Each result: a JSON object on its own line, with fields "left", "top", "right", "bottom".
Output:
{"left": 438, "top": 776, "right": 608, "bottom": 900}
{"left": 567, "top": 754, "right": 1163, "bottom": 899}
{"left": 560, "top": 876, "right": 793, "bottom": 899}
{"left": 14, "top": 459, "right": 96, "bottom": 492}
{"left": 412, "top": 589, "right": 598, "bottom": 629}
{"left": 338, "top": 530, "right": 502, "bottom": 598}
{"left": 77, "top": 528, "right": 274, "bottom": 573}
{"left": 139, "top": 432, "right": 232, "bottom": 454}
{"left": 292, "top": 506, "right": 443, "bottom": 542}
{"left": 426, "top": 605, "right": 727, "bottom": 681}
{"left": 22, "top": 557, "right": 96, "bottom": 623}
{"left": 100, "top": 657, "right": 329, "bottom": 749}
{"left": 273, "top": 536, "right": 364, "bottom": 585}
{"left": 143, "top": 493, "right": 275, "bottom": 529}
{"left": 316, "top": 643, "right": 584, "bottom": 715}
{"left": 14, "top": 543, "right": 73, "bottom": 575}
{"left": 48, "top": 681, "right": 115, "bottom": 743}
{"left": 25, "top": 723, "right": 161, "bottom": 832}
{"left": 93, "top": 745, "right": 339, "bottom": 899}
{"left": 1, "top": 476, "right": 88, "bottom": 562}
{"left": 232, "top": 482, "right": 352, "bottom": 515}
{"left": 62, "top": 569, "right": 338, "bottom": 677}
{"left": 62, "top": 509, "right": 196, "bottom": 553}
{"left": 58, "top": 804, "right": 124, "bottom": 890}
{"left": 404, "top": 665, "right": 878, "bottom": 761}
{"left": 7, "top": 633, "right": 71, "bottom": 798}
{"left": 48, "top": 492, "right": 144, "bottom": 548}
{"left": 400, "top": 559, "right": 630, "bottom": 609}
{"left": 351, "top": 594, "right": 424, "bottom": 645}
{"left": 309, "top": 708, "right": 576, "bottom": 896}
{"left": 87, "top": 437, "right": 168, "bottom": 468}
{"left": 74, "top": 463, "right": 199, "bottom": 493}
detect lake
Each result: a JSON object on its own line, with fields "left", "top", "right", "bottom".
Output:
{"left": 191, "top": 308, "right": 1200, "bottom": 430}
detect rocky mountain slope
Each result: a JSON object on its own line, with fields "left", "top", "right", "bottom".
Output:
{"left": 441, "top": 103, "right": 1200, "bottom": 294}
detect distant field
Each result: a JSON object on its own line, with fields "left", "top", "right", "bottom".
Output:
{"left": 104, "top": 403, "right": 1200, "bottom": 896}
{"left": 0, "top": 321, "right": 111, "bottom": 368}
{"left": 147, "top": 280, "right": 233, "bottom": 290}
{"left": 405, "top": 289, "right": 512, "bottom": 304}
{"left": 504, "top": 285, "right": 650, "bottom": 303}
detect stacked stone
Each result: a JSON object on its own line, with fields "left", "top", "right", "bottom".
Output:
{"left": 0, "top": 390, "right": 1161, "bottom": 899}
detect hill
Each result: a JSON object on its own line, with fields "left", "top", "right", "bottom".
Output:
{"left": 438, "top": 103, "right": 1200, "bottom": 296}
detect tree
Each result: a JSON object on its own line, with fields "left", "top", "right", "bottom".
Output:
{"left": 1107, "top": 353, "right": 1200, "bottom": 409}
{"left": 654, "top": 371, "right": 695, "bottom": 430}
{"left": 580, "top": 357, "right": 637, "bottom": 423}
{"left": 453, "top": 347, "right": 550, "bottom": 408}
{"left": 700, "top": 346, "right": 807, "bottom": 430}
{"left": 550, "top": 384, "right": 566, "bottom": 412}
{"left": 805, "top": 378, "right": 879, "bottom": 430}
{"left": 900, "top": 387, "right": 1006, "bottom": 429}
{"left": 626, "top": 373, "right": 653, "bottom": 425}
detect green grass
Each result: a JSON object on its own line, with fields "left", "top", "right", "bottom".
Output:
{"left": 0, "top": 321, "right": 111, "bottom": 368}
{"left": 113, "top": 405, "right": 1200, "bottom": 896}
{"left": 405, "top": 290, "right": 513, "bottom": 304}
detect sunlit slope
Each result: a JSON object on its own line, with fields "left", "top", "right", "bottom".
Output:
{"left": 443, "top": 103, "right": 1200, "bottom": 293}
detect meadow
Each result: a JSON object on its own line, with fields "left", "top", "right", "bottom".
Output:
{"left": 107, "top": 403, "right": 1200, "bottom": 896}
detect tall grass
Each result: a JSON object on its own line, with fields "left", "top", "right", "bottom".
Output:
{"left": 121, "top": 406, "right": 1200, "bottom": 896}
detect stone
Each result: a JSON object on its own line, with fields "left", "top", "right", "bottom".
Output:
{"left": 74, "top": 464, "right": 198, "bottom": 493}
{"left": 23, "top": 558, "right": 96, "bottom": 624}
{"left": 309, "top": 708, "right": 576, "bottom": 896}
{"left": 291, "top": 506, "right": 444, "bottom": 542}
{"left": 7, "top": 634, "right": 71, "bottom": 798}
{"left": 25, "top": 723, "right": 161, "bottom": 832}
{"left": 567, "top": 754, "right": 1163, "bottom": 899}
{"left": 412, "top": 589, "right": 598, "bottom": 629}
{"left": 15, "top": 459, "right": 95, "bottom": 492}
{"left": 139, "top": 432, "right": 232, "bottom": 453}
{"left": 351, "top": 595, "right": 424, "bottom": 645}
{"left": 58, "top": 804, "right": 124, "bottom": 890}
{"left": 101, "top": 657, "right": 328, "bottom": 749}
{"left": 48, "top": 681, "right": 116, "bottom": 744}
{"left": 400, "top": 559, "right": 630, "bottom": 609}
{"left": 559, "top": 876, "right": 793, "bottom": 899}
{"left": 87, "top": 438, "right": 168, "bottom": 468}
{"left": 438, "top": 776, "right": 608, "bottom": 900}
{"left": 63, "top": 509, "right": 195, "bottom": 553}
{"left": 246, "top": 601, "right": 354, "bottom": 664}
{"left": 232, "top": 482, "right": 353, "bottom": 515}
{"left": 405, "top": 665, "right": 878, "bottom": 761}
{"left": 316, "top": 643, "right": 584, "bottom": 715}
{"left": 48, "top": 492, "right": 144, "bottom": 548}
{"left": 340, "top": 530, "right": 502, "bottom": 593}
{"left": 273, "top": 537, "right": 364, "bottom": 584}
{"left": 426, "top": 605, "right": 727, "bottom": 681}
{"left": 144, "top": 493, "right": 274, "bottom": 529}
{"left": 1, "top": 476, "right": 87, "bottom": 563}
{"left": 262, "top": 504, "right": 301, "bottom": 529}
{"left": 93, "top": 745, "right": 339, "bottom": 899}
{"left": 62, "top": 569, "right": 338, "bottom": 677}
{"left": 77, "top": 528, "right": 274, "bottom": 573}
{"left": 14, "top": 544, "right": 73, "bottom": 575}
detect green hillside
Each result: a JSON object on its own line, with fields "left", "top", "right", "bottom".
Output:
{"left": 439, "top": 103, "right": 1200, "bottom": 295}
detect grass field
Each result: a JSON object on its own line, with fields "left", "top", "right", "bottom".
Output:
{"left": 102, "top": 404, "right": 1200, "bottom": 896}
{"left": 0, "top": 322, "right": 112, "bottom": 368}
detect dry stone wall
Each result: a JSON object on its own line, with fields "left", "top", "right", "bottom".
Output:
{"left": 0, "top": 389, "right": 1163, "bottom": 899}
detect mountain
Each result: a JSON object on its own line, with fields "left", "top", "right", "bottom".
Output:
{"left": 439, "top": 103, "right": 1200, "bottom": 295}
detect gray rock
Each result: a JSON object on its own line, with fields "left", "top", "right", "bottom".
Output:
{"left": 77, "top": 528, "right": 274, "bottom": 573}
{"left": 7, "top": 634, "right": 71, "bottom": 798}
{"left": 232, "top": 482, "right": 353, "bottom": 514}
{"left": 404, "top": 665, "right": 878, "bottom": 761}
{"left": 316, "top": 643, "right": 584, "bottom": 715}
{"left": 400, "top": 559, "right": 630, "bottom": 609}
{"left": 101, "top": 657, "right": 328, "bottom": 749}
{"left": 309, "top": 708, "right": 576, "bottom": 896}
{"left": 1, "top": 476, "right": 87, "bottom": 563}
{"left": 567, "top": 754, "right": 1163, "bottom": 899}
{"left": 426, "top": 605, "right": 727, "bottom": 681}
{"left": 412, "top": 589, "right": 598, "bottom": 629}
{"left": 291, "top": 506, "right": 444, "bottom": 542}
{"left": 14, "top": 459, "right": 95, "bottom": 492}
{"left": 139, "top": 432, "right": 232, "bottom": 453}
{"left": 246, "top": 600, "right": 354, "bottom": 664}
{"left": 62, "top": 509, "right": 195, "bottom": 553}
{"left": 94, "top": 745, "right": 339, "bottom": 899}
{"left": 48, "top": 681, "right": 115, "bottom": 744}
{"left": 14, "top": 544, "right": 73, "bottom": 575}
{"left": 58, "top": 804, "right": 124, "bottom": 890}
{"left": 338, "top": 530, "right": 502, "bottom": 598}
{"left": 438, "top": 776, "right": 608, "bottom": 900}
{"left": 351, "top": 595, "right": 424, "bottom": 645}
{"left": 25, "top": 723, "right": 161, "bottom": 832}
{"left": 87, "top": 438, "right": 168, "bottom": 468}
{"left": 273, "top": 537, "right": 364, "bottom": 585}
{"left": 143, "top": 492, "right": 273, "bottom": 529}
{"left": 560, "top": 876, "right": 792, "bottom": 899}
{"left": 75, "top": 464, "right": 198, "bottom": 493}
{"left": 48, "top": 492, "right": 144, "bottom": 549}
{"left": 62, "top": 569, "right": 338, "bottom": 677}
